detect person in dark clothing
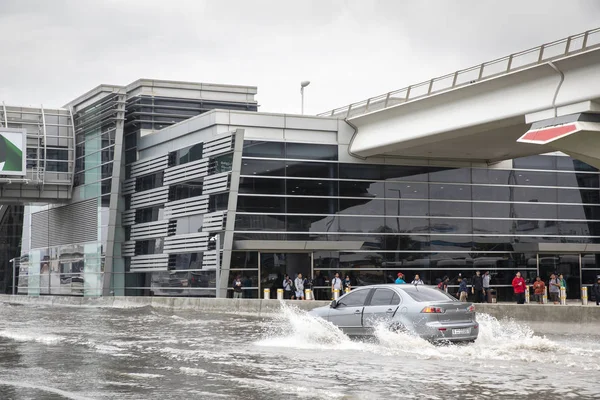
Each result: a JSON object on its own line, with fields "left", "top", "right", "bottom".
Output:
{"left": 592, "top": 277, "right": 600, "bottom": 306}
{"left": 471, "top": 271, "right": 484, "bottom": 303}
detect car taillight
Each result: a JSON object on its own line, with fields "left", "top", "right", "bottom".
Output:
{"left": 421, "top": 306, "right": 444, "bottom": 313}
{"left": 467, "top": 305, "right": 475, "bottom": 312}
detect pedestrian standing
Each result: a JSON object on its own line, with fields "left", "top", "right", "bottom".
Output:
{"left": 411, "top": 274, "right": 424, "bottom": 285}
{"left": 458, "top": 277, "right": 468, "bottom": 302}
{"left": 559, "top": 274, "right": 567, "bottom": 298}
{"left": 512, "top": 272, "right": 526, "bottom": 304}
{"left": 395, "top": 273, "right": 406, "bottom": 284}
{"left": 532, "top": 276, "right": 545, "bottom": 304}
{"left": 592, "top": 277, "right": 600, "bottom": 306}
{"left": 549, "top": 274, "right": 560, "bottom": 304}
{"left": 483, "top": 271, "right": 491, "bottom": 302}
{"left": 472, "top": 271, "right": 484, "bottom": 303}
{"left": 294, "top": 273, "right": 305, "bottom": 300}
{"left": 331, "top": 273, "right": 343, "bottom": 298}
{"left": 232, "top": 275, "right": 243, "bottom": 299}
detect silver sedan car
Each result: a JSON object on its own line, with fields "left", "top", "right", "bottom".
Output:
{"left": 309, "top": 284, "right": 478, "bottom": 343}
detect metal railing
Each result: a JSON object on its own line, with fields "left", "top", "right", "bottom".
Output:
{"left": 318, "top": 27, "right": 600, "bottom": 119}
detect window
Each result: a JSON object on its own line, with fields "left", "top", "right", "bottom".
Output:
{"left": 243, "top": 141, "right": 284, "bottom": 158}
{"left": 212, "top": 153, "right": 233, "bottom": 173}
{"left": 239, "top": 177, "right": 285, "bottom": 195}
{"left": 369, "top": 288, "right": 400, "bottom": 306}
{"left": 338, "top": 288, "right": 370, "bottom": 307}
{"left": 401, "top": 287, "right": 457, "bottom": 302}
{"left": 136, "top": 172, "right": 163, "bottom": 192}
{"left": 241, "top": 159, "right": 285, "bottom": 176}
{"left": 168, "top": 179, "right": 203, "bottom": 201}
{"left": 286, "top": 161, "right": 338, "bottom": 178}
{"left": 136, "top": 207, "right": 162, "bottom": 223}
{"left": 285, "top": 143, "right": 338, "bottom": 160}
{"left": 169, "top": 143, "right": 203, "bottom": 166}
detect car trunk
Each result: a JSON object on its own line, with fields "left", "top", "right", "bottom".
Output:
{"left": 431, "top": 302, "right": 475, "bottom": 324}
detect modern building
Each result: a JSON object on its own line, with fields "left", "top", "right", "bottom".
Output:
{"left": 2, "top": 28, "right": 600, "bottom": 301}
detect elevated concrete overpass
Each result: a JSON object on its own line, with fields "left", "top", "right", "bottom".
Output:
{"left": 320, "top": 28, "right": 600, "bottom": 167}
{"left": 0, "top": 104, "right": 74, "bottom": 203}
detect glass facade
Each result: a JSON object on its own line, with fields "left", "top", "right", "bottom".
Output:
{"left": 234, "top": 140, "right": 600, "bottom": 300}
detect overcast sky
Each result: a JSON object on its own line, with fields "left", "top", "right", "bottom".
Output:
{"left": 1, "top": 0, "right": 599, "bottom": 115}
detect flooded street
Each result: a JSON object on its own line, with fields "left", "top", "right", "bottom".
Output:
{"left": 0, "top": 302, "right": 597, "bottom": 400}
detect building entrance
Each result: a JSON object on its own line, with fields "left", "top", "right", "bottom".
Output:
{"left": 259, "top": 252, "right": 311, "bottom": 298}
{"left": 538, "top": 254, "right": 580, "bottom": 299}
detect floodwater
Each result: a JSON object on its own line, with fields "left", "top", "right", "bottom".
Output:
{"left": 0, "top": 302, "right": 597, "bottom": 400}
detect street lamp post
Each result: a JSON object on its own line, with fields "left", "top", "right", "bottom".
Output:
{"left": 300, "top": 81, "right": 310, "bottom": 115}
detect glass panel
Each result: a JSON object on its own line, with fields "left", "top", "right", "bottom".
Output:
{"left": 339, "top": 198, "right": 385, "bottom": 215}
{"left": 471, "top": 169, "right": 512, "bottom": 185}
{"left": 235, "top": 214, "right": 285, "bottom": 231}
{"left": 285, "top": 143, "right": 338, "bottom": 160}
{"left": 213, "top": 153, "right": 233, "bottom": 173}
{"left": 513, "top": 155, "right": 557, "bottom": 170}
{"left": 239, "top": 177, "right": 285, "bottom": 195}
{"left": 385, "top": 200, "right": 428, "bottom": 216}
{"left": 286, "top": 215, "right": 337, "bottom": 232}
{"left": 429, "top": 168, "right": 471, "bottom": 183}
{"left": 556, "top": 157, "right": 598, "bottom": 172}
{"left": 429, "top": 184, "right": 471, "bottom": 200}
{"left": 241, "top": 159, "right": 285, "bottom": 176}
{"left": 339, "top": 181, "right": 383, "bottom": 198}
{"left": 370, "top": 288, "right": 399, "bottom": 306}
{"left": 402, "top": 287, "right": 456, "bottom": 302}
{"left": 243, "top": 141, "right": 284, "bottom": 158}
{"left": 287, "top": 179, "right": 338, "bottom": 196}
{"left": 385, "top": 182, "right": 428, "bottom": 199}
{"left": 338, "top": 288, "right": 370, "bottom": 307}
{"left": 230, "top": 252, "right": 258, "bottom": 268}
{"left": 339, "top": 164, "right": 381, "bottom": 180}
{"left": 286, "top": 161, "right": 338, "bottom": 178}
{"left": 287, "top": 197, "right": 338, "bottom": 214}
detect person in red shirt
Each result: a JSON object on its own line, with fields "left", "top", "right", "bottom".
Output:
{"left": 512, "top": 272, "right": 526, "bottom": 304}
{"left": 532, "top": 276, "right": 546, "bottom": 304}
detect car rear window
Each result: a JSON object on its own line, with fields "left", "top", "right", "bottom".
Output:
{"left": 402, "top": 288, "right": 457, "bottom": 302}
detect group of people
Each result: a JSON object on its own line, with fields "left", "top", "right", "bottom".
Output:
{"left": 453, "top": 271, "right": 492, "bottom": 303}
{"left": 527, "top": 273, "right": 567, "bottom": 304}
{"left": 394, "top": 273, "right": 424, "bottom": 285}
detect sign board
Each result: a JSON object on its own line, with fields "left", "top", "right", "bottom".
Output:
{"left": 0, "top": 128, "right": 26, "bottom": 176}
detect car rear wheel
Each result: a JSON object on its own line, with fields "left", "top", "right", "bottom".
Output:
{"left": 388, "top": 322, "right": 407, "bottom": 333}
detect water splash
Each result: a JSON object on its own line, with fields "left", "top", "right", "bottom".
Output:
{"left": 254, "top": 304, "right": 588, "bottom": 368}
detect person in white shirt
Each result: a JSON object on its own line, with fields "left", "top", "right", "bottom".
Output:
{"left": 411, "top": 274, "right": 424, "bottom": 285}
{"left": 294, "top": 273, "right": 305, "bottom": 300}
{"left": 331, "top": 272, "right": 343, "bottom": 297}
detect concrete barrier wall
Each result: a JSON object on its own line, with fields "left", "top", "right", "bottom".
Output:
{"left": 1, "top": 295, "right": 599, "bottom": 325}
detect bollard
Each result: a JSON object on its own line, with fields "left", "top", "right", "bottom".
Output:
{"left": 345, "top": 287, "right": 351, "bottom": 294}
{"left": 525, "top": 285, "right": 530, "bottom": 304}
{"left": 333, "top": 289, "right": 340, "bottom": 300}
{"left": 305, "top": 289, "right": 312, "bottom": 300}
{"left": 263, "top": 288, "right": 270, "bottom": 300}
{"left": 277, "top": 288, "right": 284, "bottom": 300}
{"left": 560, "top": 287, "right": 567, "bottom": 305}
{"left": 582, "top": 286, "right": 588, "bottom": 305}
{"left": 542, "top": 286, "right": 548, "bottom": 304}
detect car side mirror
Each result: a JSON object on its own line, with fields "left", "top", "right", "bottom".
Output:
{"left": 330, "top": 300, "right": 338, "bottom": 308}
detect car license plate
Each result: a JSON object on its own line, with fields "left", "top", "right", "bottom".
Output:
{"left": 452, "top": 328, "right": 471, "bottom": 335}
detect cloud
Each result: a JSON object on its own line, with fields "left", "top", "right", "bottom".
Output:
{"left": 0, "top": 0, "right": 598, "bottom": 114}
